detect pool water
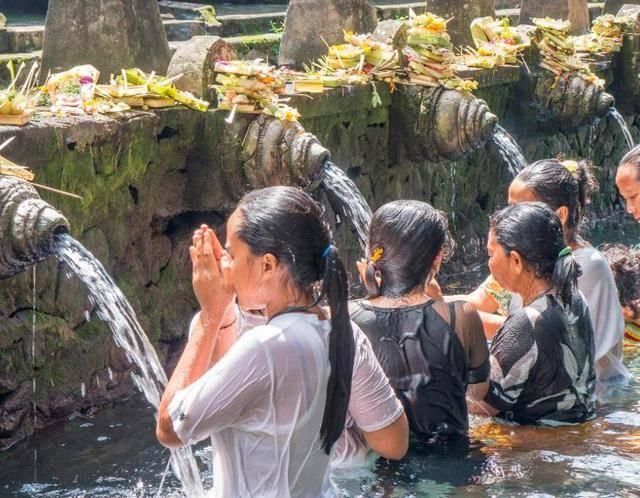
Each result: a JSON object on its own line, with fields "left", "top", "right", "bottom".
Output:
{"left": 1, "top": 215, "right": 639, "bottom": 497}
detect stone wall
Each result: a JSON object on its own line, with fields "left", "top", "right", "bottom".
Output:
{"left": 0, "top": 65, "right": 635, "bottom": 449}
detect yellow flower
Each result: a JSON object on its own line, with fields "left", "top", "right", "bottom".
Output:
{"left": 561, "top": 160, "right": 578, "bottom": 173}
{"left": 370, "top": 247, "right": 384, "bottom": 263}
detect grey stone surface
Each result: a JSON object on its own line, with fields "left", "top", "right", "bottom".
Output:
{"left": 520, "top": 0, "right": 590, "bottom": 34}
{"left": 163, "top": 19, "right": 206, "bottom": 42}
{"left": 604, "top": 0, "right": 640, "bottom": 14}
{"left": 423, "top": 0, "right": 495, "bottom": 47}
{"left": 278, "top": 0, "right": 377, "bottom": 68}
{"left": 167, "top": 36, "right": 238, "bottom": 101}
{"left": 41, "top": 0, "right": 171, "bottom": 81}
{"left": 7, "top": 26, "right": 43, "bottom": 53}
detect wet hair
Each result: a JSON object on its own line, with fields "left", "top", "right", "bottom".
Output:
{"left": 490, "top": 202, "right": 582, "bottom": 308}
{"left": 601, "top": 243, "right": 640, "bottom": 315}
{"left": 236, "top": 186, "right": 355, "bottom": 455}
{"left": 363, "top": 200, "right": 454, "bottom": 298}
{"left": 620, "top": 144, "right": 640, "bottom": 180}
{"left": 514, "top": 158, "right": 598, "bottom": 243}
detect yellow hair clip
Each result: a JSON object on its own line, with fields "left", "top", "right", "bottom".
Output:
{"left": 561, "top": 160, "right": 578, "bottom": 173}
{"left": 370, "top": 247, "right": 384, "bottom": 263}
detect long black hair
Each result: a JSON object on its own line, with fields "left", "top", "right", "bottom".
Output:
{"left": 363, "top": 200, "right": 454, "bottom": 298}
{"left": 514, "top": 158, "right": 598, "bottom": 243}
{"left": 490, "top": 202, "right": 582, "bottom": 307}
{"left": 235, "top": 186, "right": 354, "bottom": 455}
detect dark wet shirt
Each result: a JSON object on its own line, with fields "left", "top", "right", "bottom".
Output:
{"left": 350, "top": 299, "right": 489, "bottom": 438}
{"left": 485, "top": 291, "right": 596, "bottom": 425}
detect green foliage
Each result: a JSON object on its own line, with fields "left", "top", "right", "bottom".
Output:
{"left": 269, "top": 20, "right": 285, "bottom": 35}
{"left": 198, "top": 6, "right": 220, "bottom": 27}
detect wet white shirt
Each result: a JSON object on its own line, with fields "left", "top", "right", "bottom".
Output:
{"left": 169, "top": 311, "right": 402, "bottom": 498}
{"left": 573, "top": 247, "right": 629, "bottom": 383}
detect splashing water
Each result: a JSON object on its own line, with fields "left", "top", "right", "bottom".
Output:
{"left": 320, "top": 161, "right": 373, "bottom": 249}
{"left": 492, "top": 125, "right": 528, "bottom": 177}
{"left": 53, "top": 233, "right": 204, "bottom": 497}
{"left": 608, "top": 107, "right": 635, "bottom": 151}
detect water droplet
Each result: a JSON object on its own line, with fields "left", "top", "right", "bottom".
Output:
{"left": 96, "top": 436, "right": 109, "bottom": 442}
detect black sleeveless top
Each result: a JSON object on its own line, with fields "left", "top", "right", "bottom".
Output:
{"left": 350, "top": 300, "right": 483, "bottom": 438}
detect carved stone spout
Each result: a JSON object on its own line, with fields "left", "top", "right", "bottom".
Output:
{"left": 534, "top": 74, "right": 615, "bottom": 130}
{"left": 0, "top": 175, "right": 70, "bottom": 279}
{"left": 240, "top": 115, "right": 331, "bottom": 189}
{"left": 393, "top": 86, "right": 498, "bottom": 162}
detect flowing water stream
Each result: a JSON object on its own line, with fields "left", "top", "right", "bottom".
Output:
{"left": 609, "top": 108, "right": 635, "bottom": 151}
{"left": 491, "top": 125, "right": 528, "bottom": 177}
{"left": 51, "top": 234, "right": 204, "bottom": 497}
{"left": 320, "top": 161, "right": 373, "bottom": 249}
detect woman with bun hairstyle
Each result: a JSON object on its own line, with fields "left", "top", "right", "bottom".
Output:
{"left": 469, "top": 202, "right": 596, "bottom": 424}
{"left": 467, "top": 159, "right": 628, "bottom": 384}
{"left": 350, "top": 200, "right": 490, "bottom": 442}
{"left": 156, "top": 186, "right": 408, "bottom": 497}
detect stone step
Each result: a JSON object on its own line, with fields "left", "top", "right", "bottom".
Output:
{"left": 5, "top": 26, "right": 44, "bottom": 54}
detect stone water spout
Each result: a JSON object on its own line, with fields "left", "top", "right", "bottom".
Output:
{"left": 534, "top": 74, "right": 615, "bottom": 130}
{"left": 240, "top": 115, "right": 331, "bottom": 190}
{"left": 0, "top": 175, "right": 70, "bottom": 279}
{"left": 394, "top": 86, "right": 498, "bottom": 162}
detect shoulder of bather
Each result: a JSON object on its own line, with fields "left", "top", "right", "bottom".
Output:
{"left": 573, "top": 246, "right": 608, "bottom": 270}
{"left": 504, "top": 305, "right": 541, "bottom": 332}
{"left": 575, "top": 247, "right": 615, "bottom": 281}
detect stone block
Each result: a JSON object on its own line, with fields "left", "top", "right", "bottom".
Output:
{"left": 42, "top": 0, "right": 170, "bottom": 81}
{"left": 167, "top": 36, "right": 238, "bottom": 101}
{"left": 218, "top": 12, "right": 286, "bottom": 37}
{"left": 279, "top": 0, "right": 377, "bottom": 68}
{"left": 520, "top": 0, "right": 590, "bottom": 34}
{"left": 158, "top": 0, "right": 209, "bottom": 20}
{"left": 163, "top": 19, "right": 206, "bottom": 41}
{"left": 604, "top": 0, "right": 640, "bottom": 14}
{"left": 6, "top": 26, "right": 44, "bottom": 53}
{"left": 423, "top": 0, "right": 495, "bottom": 47}
{"left": 0, "top": 29, "right": 8, "bottom": 53}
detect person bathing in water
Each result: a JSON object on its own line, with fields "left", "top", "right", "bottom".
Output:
{"left": 465, "top": 159, "right": 627, "bottom": 385}
{"left": 601, "top": 243, "right": 640, "bottom": 344}
{"left": 156, "top": 186, "right": 408, "bottom": 497}
{"left": 468, "top": 202, "right": 596, "bottom": 424}
{"left": 350, "top": 200, "right": 490, "bottom": 443}
{"left": 616, "top": 145, "right": 640, "bottom": 223}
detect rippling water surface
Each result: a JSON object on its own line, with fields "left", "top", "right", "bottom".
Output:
{"left": 1, "top": 217, "right": 639, "bottom": 497}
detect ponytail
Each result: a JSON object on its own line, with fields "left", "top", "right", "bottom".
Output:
{"left": 491, "top": 203, "right": 581, "bottom": 308}
{"left": 362, "top": 201, "right": 452, "bottom": 299}
{"left": 235, "top": 187, "right": 355, "bottom": 455}
{"left": 552, "top": 248, "right": 582, "bottom": 309}
{"left": 318, "top": 245, "right": 355, "bottom": 454}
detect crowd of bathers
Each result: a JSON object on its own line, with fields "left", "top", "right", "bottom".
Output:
{"left": 152, "top": 145, "right": 640, "bottom": 497}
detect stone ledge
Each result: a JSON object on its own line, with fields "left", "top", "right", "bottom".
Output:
{"left": 6, "top": 26, "right": 44, "bottom": 53}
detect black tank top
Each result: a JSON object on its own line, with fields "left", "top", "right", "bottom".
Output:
{"left": 350, "top": 300, "right": 470, "bottom": 437}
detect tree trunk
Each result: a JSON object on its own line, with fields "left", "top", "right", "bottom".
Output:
{"left": 41, "top": 0, "right": 171, "bottom": 81}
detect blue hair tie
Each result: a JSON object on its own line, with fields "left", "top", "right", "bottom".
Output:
{"left": 321, "top": 244, "right": 333, "bottom": 259}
